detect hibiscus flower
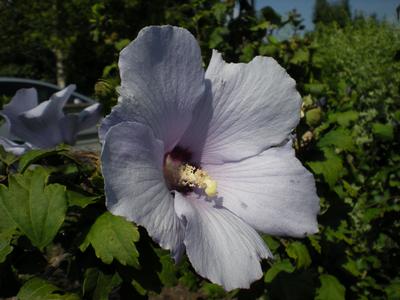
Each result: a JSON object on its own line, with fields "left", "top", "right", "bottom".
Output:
{"left": 100, "top": 25, "right": 319, "bottom": 290}
{"left": 0, "top": 85, "right": 102, "bottom": 154}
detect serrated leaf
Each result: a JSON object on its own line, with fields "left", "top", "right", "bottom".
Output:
{"left": 315, "top": 274, "right": 345, "bottom": 300}
{"left": 286, "top": 241, "right": 312, "bottom": 269}
{"left": 329, "top": 111, "right": 358, "bottom": 127}
{"left": 317, "top": 128, "right": 354, "bottom": 151}
{"left": 156, "top": 250, "right": 178, "bottom": 287}
{"left": 66, "top": 190, "right": 99, "bottom": 208}
{"left": 308, "top": 148, "right": 346, "bottom": 187}
{"left": 80, "top": 212, "right": 139, "bottom": 267}
{"left": 262, "top": 234, "right": 280, "bottom": 252}
{"left": 17, "top": 277, "right": 80, "bottom": 300}
{"left": 83, "top": 268, "right": 122, "bottom": 300}
{"left": 265, "top": 259, "right": 295, "bottom": 283}
{"left": 0, "top": 167, "right": 67, "bottom": 250}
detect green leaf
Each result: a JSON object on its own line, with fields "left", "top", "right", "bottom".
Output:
{"left": 286, "top": 242, "right": 312, "bottom": 269}
{"left": 0, "top": 186, "right": 16, "bottom": 232}
{"left": 80, "top": 212, "right": 140, "bottom": 267}
{"left": 209, "top": 27, "right": 228, "bottom": 49}
{"left": 0, "top": 227, "right": 16, "bottom": 263}
{"left": 18, "top": 148, "right": 66, "bottom": 173}
{"left": 265, "top": 259, "right": 295, "bottom": 283}
{"left": 259, "top": 44, "right": 279, "bottom": 56}
{"left": 290, "top": 49, "right": 309, "bottom": 64}
{"left": 201, "top": 282, "right": 226, "bottom": 299}
{"left": 372, "top": 123, "right": 394, "bottom": 141}
{"left": 267, "top": 35, "right": 279, "bottom": 45}
{"left": 308, "top": 148, "right": 346, "bottom": 187}
{"left": 317, "top": 128, "right": 354, "bottom": 151}
{"left": 0, "top": 167, "right": 67, "bottom": 250}
{"left": 385, "top": 278, "right": 400, "bottom": 300}
{"left": 17, "top": 277, "right": 80, "bottom": 300}
{"left": 262, "top": 234, "right": 280, "bottom": 252}
{"left": 156, "top": 249, "right": 178, "bottom": 287}
{"left": 83, "top": 268, "right": 122, "bottom": 300}
{"left": 329, "top": 111, "right": 358, "bottom": 127}
{"left": 66, "top": 190, "right": 99, "bottom": 208}
{"left": 131, "top": 279, "right": 147, "bottom": 296}
{"left": 315, "top": 274, "right": 345, "bottom": 300}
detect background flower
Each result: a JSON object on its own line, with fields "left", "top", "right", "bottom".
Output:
{"left": 0, "top": 85, "right": 102, "bottom": 154}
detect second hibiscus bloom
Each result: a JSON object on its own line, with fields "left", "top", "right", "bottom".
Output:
{"left": 100, "top": 25, "right": 319, "bottom": 290}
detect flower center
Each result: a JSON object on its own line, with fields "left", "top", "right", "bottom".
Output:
{"left": 163, "top": 148, "right": 217, "bottom": 197}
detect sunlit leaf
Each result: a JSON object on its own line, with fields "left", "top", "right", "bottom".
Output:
{"left": 0, "top": 167, "right": 67, "bottom": 250}
{"left": 290, "top": 49, "right": 309, "bottom": 64}
{"left": 17, "top": 277, "right": 80, "bottom": 300}
{"left": 286, "top": 241, "right": 312, "bottom": 269}
{"left": 80, "top": 212, "right": 140, "bottom": 267}
{"left": 262, "top": 235, "right": 281, "bottom": 252}
{"left": 315, "top": 274, "right": 345, "bottom": 300}
{"left": 264, "top": 259, "right": 295, "bottom": 283}
{"left": 329, "top": 111, "right": 358, "bottom": 127}
{"left": 308, "top": 148, "right": 346, "bottom": 187}
{"left": 317, "top": 128, "right": 354, "bottom": 151}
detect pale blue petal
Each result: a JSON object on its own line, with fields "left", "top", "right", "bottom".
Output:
{"left": 77, "top": 103, "right": 102, "bottom": 131}
{"left": 21, "top": 84, "right": 75, "bottom": 122}
{"left": 180, "top": 50, "right": 302, "bottom": 164}
{"left": 59, "top": 114, "right": 80, "bottom": 145}
{"left": 101, "top": 121, "right": 184, "bottom": 260}
{"left": 12, "top": 85, "right": 75, "bottom": 148}
{"left": 2, "top": 88, "right": 38, "bottom": 118}
{"left": 174, "top": 192, "right": 272, "bottom": 291}
{"left": 204, "top": 141, "right": 320, "bottom": 237}
{"left": 0, "top": 137, "right": 32, "bottom": 156}
{"left": 59, "top": 103, "right": 102, "bottom": 146}
{"left": 99, "top": 26, "right": 206, "bottom": 151}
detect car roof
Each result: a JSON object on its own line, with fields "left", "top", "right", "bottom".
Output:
{"left": 0, "top": 77, "right": 96, "bottom": 104}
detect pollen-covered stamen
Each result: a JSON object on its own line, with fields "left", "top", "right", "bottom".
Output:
{"left": 178, "top": 164, "right": 218, "bottom": 197}
{"left": 163, "top": 154, "right": 217, "bottom": 197}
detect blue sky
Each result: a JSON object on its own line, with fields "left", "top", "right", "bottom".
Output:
{"left": 256, "top": 0, "right": 399, "bottom": 31}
